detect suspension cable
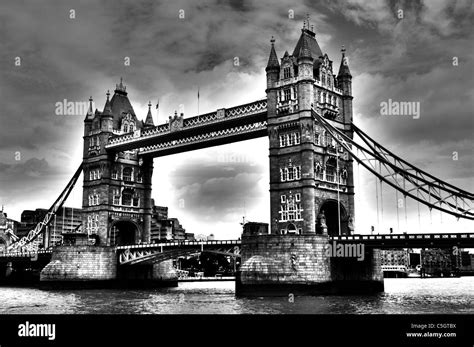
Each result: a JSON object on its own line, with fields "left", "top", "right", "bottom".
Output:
{"left": 375, "top": 168, "right": 380, "bottom": 233}
{"left": 379, "top": 161, "right": 384, "bottom": 231}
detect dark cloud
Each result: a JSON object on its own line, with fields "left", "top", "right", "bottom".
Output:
{"left": 0, "top": 0, "right": 471, "bottom": 236}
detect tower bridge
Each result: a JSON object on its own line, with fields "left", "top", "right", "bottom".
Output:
{"left": 2, "top": 20, "right": 473, "bottom": 295}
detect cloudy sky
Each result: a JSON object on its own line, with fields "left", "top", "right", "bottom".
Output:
{"left": 0, "top": 0, "right": 472, "bottom": 239}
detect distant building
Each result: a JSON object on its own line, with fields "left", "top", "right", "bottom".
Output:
{"left": 421, "top": 248, "right": 458, "bottom": 276}
{"left": 459, "top": 251, "right": 474, "bottom": 274}
{"left": 150, "top": 203, "right": 193, "bottom": 243}
{"left": 17, "top": 207, "right": 82, "bottom": 247}
{"left": 380, "top": 249, "right": 409, "bottom": 267}
{"left": 0, "top": 208, "right": 19, "bottom": 252}
{"left": 242, "top": 222, "right": 269, "bottom": 236}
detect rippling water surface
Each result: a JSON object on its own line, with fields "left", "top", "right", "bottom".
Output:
{"left": 0, "top": 277, "right": 473, "bottom": 314}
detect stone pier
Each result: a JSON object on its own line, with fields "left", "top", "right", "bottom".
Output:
{"left": 236, "top": 234, "right": 383, "bottom": 296}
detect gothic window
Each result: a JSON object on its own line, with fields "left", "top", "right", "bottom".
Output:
{"left": 279, "top": 134, "right": 287, "bottom": 147}
{"left": 315, "top": 133, "right": 320, "bottom": 145}
{"left": 287, "top": 133, "right": 294, "bottom": 146}
{"left": 295, "top": 203, "right": 302, "bottom": 220}
{"left": 325, "top": 158, "right": 337, "bottom": 183}
{"left": 281, "top": 195, "right": 286, "bottom": 203}
{"left": 122, "top": 189, "right": 133, "bottom": 206}
{"left": 88, "top": 195, "right": 93, "bottom": 206}
{"left": 322, "top": 92, "right": 326, "bottom": 104}
{"left": 94, "top": 194, "right": 99, "bottom": 205}
{"left": 295, "top": 193, "right": 301, "bottom": 202}
{"left": 284, "top": 88, "right": 291, "bottom": 101}
{"left": 288, "top": 167, "right": 294, "bottom": 181}
{"left": 294, "top": 166, "right": 301, "bottom": 180}
{"left": 280, "top": 168, "right": 288, "bottom": 182}
{"left": 113, "top": 190, "right": 120, "bottom": 205}
{"left": 293, "top": 132, "right": 300, "bottom": 145}
{"left": 112, "top": 168, "right": 118, "bottom": 180}
{"left": 129, "top": 124, "right": 134, "bottom": 132}
{"left": 328, "top": 76, "right": 332, "bottom": 89}
{"left": 283, "top": 67, "right": 291, "bottom": 79}
{"left": 123, "top": 167, "right": 133, "bottom": 182}
{"left": 326, "top": 133, "right": 334, "bottom": 148}
{"left": 317, "top": 91, "right": 321, "bottom": 103}
{"left": 322, "top": 72, "right": 326, "bottom": 85}
{"left": 279, "top": 204, "right": 288, "bottom": 221}
{"left": 132, "top": 194, "right": 139, "bottom": 207}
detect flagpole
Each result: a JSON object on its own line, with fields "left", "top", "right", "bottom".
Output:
{"left": 337, "top": 149, "right": 341, "bottom": 236}
{"left": 197, "top": 87, "right": 200, "bottom": 118}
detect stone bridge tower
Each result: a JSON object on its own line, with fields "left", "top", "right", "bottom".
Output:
{"left": 237, "top": 22, "right": 382, "bottom": 296}
{"left": 82, "top": 79, "right": 154, "bottom": 246}
{"left": 266, "top": 24, "right": 355, "bottom": 237}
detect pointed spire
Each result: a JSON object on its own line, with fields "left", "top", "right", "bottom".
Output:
{"left": 115, "top": 77, "right": 127, "bottom": 95}
{"left": 338, "top": 45, "right": 352, "bottom": 78}
{"left": 84, "top": 96, "right": 94, "bottom": 121}
{"left": 102, "top": 90, "right": 113, "bottom": 116}
{"left": 297, "top": 32, "right": 312, "bottom": 61}
{"left": 266, "top": 36, "right": 280, "bottom": 71}
{"left": 144, "top": 101, "right": 154, "bottom": 126}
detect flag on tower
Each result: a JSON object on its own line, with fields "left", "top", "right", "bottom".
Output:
{"left": 156, "top": 100, "right": 159, "bottom": 109}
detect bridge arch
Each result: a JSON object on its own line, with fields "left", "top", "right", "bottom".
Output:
{"left": 110, "top": 220, "right": 141, "bottom": 246}
{"left": 319, "top": 199, "right": 348, "bottom": 236}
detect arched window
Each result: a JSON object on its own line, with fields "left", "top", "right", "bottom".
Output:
{"left": 326, "top": 133, "right": 334, "bottom": 148}
{"left": 113, "top": 189, "right": 120, "bottom": 205}
{"left": 294, "top": 166, "right": 301, "bottom": 180}
{"left": 325, "top": 158, "right": 337, "bottom": 183}
{"left": 122, "top": 189, "right": 133, "bottom": 206}
{"left": 288, "top": 167, "right": 294, "bottom": 181}
{"left": 132, "top": 194, "right": 139, "bottom": 207}
{"left": 123, "top": 167, "right": 133, "bottom": 182}
{"left": 88, "top": 195, "right": 93, "bottom": 206}
{"left": 129, "top": 124, "right": 134, "bottom": 132}
{"left": 315, "top": 132, "right": 320, "bottom": 145}
{"left": 94, "top": 194, "right": 99, "bottom": 205}
{"left": 124, "top": 124, "right": 129, "bottom": 133}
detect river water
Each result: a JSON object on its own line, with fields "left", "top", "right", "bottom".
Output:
{"left": 0, "top": 277, "right": 473, "bottom": 314}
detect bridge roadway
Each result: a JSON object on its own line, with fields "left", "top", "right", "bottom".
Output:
{"left": 1, "top": 233, "right": 474, "bottom": 264}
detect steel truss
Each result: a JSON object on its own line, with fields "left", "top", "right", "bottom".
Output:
{"left": 312, "top": 110, "right": 474, "bottom": 220}
{"left": 6, "top": 164, "right": 84, "bottom": 253}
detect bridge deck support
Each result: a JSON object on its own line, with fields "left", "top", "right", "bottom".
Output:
{"left": 40, "top": 245, "right": 117, "bottom": 286}
{"left": 236, "top": 234, "right": 383, "bottom": 296}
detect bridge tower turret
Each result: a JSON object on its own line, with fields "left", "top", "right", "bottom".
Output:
{"left": 81, "top": 79, "right": 153, "bottom": 247}
{"left": 266, "top": 22, "right": 356, "bottom": 237}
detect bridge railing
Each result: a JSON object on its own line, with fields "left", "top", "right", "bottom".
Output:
{"left": 106, "top": 99, "right": 267, "bottom": 148}
{"left": 116, "top": 239, "right": 241, "bottom": 251}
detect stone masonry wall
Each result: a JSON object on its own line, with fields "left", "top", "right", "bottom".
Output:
{"left": 239, "top": 234, "right": 331, "bottom": 285}
{"left": 40, "top": 245, "right": 116, "bottom": 281}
